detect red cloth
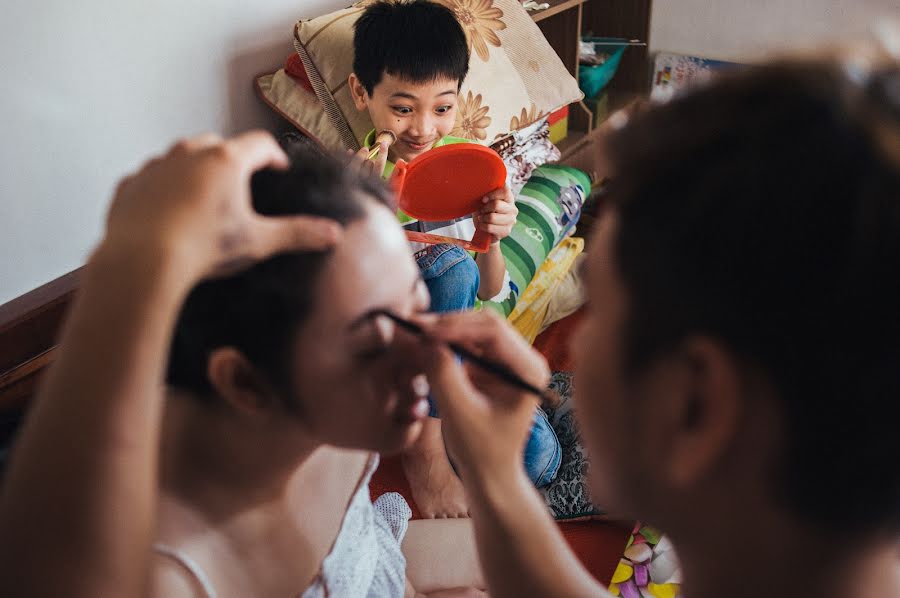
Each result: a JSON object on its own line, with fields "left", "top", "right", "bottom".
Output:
{"left": 533, "top": 308, "right": 584, "bottom": 372}
{"left": 284, "top": 54, "right": 315, "bottom": 95}
{"left": 547, "top": 105, "right": 570, "bottom": 125}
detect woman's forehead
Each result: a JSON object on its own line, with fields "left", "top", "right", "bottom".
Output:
{"left": 314, "top": 207, "right": 418, "bottom": 322}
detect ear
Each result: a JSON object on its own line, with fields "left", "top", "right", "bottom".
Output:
{"left": 348, "top": 73, "right": 369, "bottom": 112}
{"left": 655, "top": 337, "right": 743, "bottom": 489}
{"left": 206, "top": 347, "right": 274, "bottom": 415}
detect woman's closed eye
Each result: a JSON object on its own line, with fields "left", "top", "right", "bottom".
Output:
{"left": 355, "top": 343, "right": 389, "bottom": 362}
{"left": 353, "top": 305, "right": 428, "bottom": 363}
{"left": 353, "top": 313, "right": 393, "bottom": 362}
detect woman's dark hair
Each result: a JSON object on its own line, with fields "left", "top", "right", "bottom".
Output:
{"left": 353, "top": 0, "right": 470, "bottom": 95}
{"left": 607, "top": 60, "right": 900, "bottom": 535}
{"left": 165, "top": 137, "right": 393, "bottom": 399}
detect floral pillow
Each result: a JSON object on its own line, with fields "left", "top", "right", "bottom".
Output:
{"left": 283, "top": 0, "right": 581, "bottom": 150}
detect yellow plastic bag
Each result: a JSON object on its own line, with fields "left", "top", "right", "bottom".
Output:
{"left": 507, "top": 236, "right": 584, "bottom": 344}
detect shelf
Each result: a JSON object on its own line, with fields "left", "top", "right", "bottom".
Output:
{"left": 555, "top": 125, "right": 609, "bottom": 187}
{"left": 529, "top": 0, "right": 586, "bottom": 23}
{"left": 556, "top": 129, "right": 588, "bottom": 158}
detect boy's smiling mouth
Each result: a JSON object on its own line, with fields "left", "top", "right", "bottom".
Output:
{"left": 400, "top": 138, "right": 435, "bottom": 153}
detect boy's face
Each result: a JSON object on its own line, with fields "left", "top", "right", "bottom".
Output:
{"left": 350, "top": 73, "right": 460, "bottom": 164}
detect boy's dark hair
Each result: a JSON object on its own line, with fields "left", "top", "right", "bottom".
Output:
{"left": 606, "top": 60, "right": 900, "bottom": 535}
{"left": 165, "top": 137, "right": 393, "bottom": 400}
{"left": 353, "top": 0, "right": 470, "bottom": 95}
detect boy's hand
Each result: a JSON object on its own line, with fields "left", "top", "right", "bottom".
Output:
{"left": 349, "top": 140, "right": 390, "bottom": 179}
{"left": 473, "top": 186, "right": 517, "bottom": 245}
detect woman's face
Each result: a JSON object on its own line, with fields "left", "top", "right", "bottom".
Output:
{"left": 286, "top": 200, "right": 432, "bottom": 454}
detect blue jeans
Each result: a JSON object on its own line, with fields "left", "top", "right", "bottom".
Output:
{"left": 417, "top": 244, "right": 562, "bottom": 488}
{"left": 525, "top": 409, "right": 562, "bottom": 487}
{"left": 417, "top": 244, "right": 480, "bottom": 313}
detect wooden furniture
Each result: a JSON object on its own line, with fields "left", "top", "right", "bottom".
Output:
{"left": 532, "top": 0, "right": 653, "bottom": 160}
{"left": 0, "top": 270, "right": 80, "bottom": 450}
{"left": 532, "top": 0, "right": 595, "bottom": 140}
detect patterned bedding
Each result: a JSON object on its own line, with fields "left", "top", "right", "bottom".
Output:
{"left": 484, "top": 164, "right": 590, "bottom": 316}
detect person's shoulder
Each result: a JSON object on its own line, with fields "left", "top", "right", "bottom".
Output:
{"left": 150, "top": 549, "right": 210, "bottom": 598}
{"left": 438, "top": 135, "right": 474, "bottom": 146}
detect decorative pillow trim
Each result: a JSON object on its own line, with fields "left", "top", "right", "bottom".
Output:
{"left": 254, "top": 70, "right": 346, "bottom": 152}
{"left": 293, "top": 24, "right": 360, "bottom": 150}
{"left": 253, "top": 73, "right": 325, "bottom": 150}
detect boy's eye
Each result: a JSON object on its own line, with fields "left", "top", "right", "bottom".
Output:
{"left": 436, "top": 105, "right": 454, "bottom": 114}
{"left": 393, "top": 106, "right": 413, "bottom": 115}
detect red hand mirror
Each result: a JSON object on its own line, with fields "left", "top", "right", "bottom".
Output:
{"left": 391, "top": 143, "right": 507, "bottom": 253}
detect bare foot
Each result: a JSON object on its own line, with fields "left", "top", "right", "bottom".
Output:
{"left": 402, "top": 418, "right": 470, "bottom": 518}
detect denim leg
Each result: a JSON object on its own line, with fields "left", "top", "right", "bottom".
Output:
{"left": 417, "top": 244, "right": 480, "bottom": 417}
{"left": 416, "top": 244, "right": 561, "bottom": 488}
{"left": 417, "top": 244, "right": 480, "bottom": 314}
{"left": 523, "top": 408, "right": 562, "bottom": 488}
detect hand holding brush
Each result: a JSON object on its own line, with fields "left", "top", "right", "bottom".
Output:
{"left": 381, "top": 308, "right": 552, "bottom": 481}
{"left": 349, "top": 129, "right": 395, "bottom": 177}
{"left": 367, "top": 130, "right": 397, "bottom": 160}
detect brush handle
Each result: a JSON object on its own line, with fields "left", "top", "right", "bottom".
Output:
{"left": 366, "top": 131, "right": 396, "bottom": 161}
{"left": 445, "top": 342, "right": 548, "bottom": 398}
{"left": 378, "top": 311, "right": 547, "bottom": 399}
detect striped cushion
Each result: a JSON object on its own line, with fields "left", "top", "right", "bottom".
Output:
{"left": 484, "top": 164, "right": 590, "bottom": 316}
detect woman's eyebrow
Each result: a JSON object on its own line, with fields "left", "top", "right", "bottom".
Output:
{"left": 347, "top": 278, "right": 423, "bottom": 332}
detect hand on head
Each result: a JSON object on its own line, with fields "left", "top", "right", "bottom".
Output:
{"left": 473, "top": 186, "right": 518, "bottom": 245}
{"left": 104, "top": 130, "right": 343, "bottom": 285}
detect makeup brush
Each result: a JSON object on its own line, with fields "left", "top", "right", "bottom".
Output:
{"left": 376, "top": 310, "right": 549, "bottom": 401}
{"left": 366, "top": 130, "right": 397, "bottom": 160}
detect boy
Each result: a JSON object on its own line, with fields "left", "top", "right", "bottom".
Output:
{"left": 348, "top": 0, "right": 561, "bottom": 517}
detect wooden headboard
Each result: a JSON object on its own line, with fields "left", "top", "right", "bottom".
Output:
{"left": 0, "top": 269, "right": 80, "bottom": 444}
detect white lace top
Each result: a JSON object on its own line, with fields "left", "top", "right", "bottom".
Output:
{"left": 154, "top": 454, "right": 412, "bottom": 597}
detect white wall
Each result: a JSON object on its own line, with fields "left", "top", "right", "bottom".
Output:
{"left": 650, "top": 0, "right": 899, "bottom": 62}
{"left": 2, "top": 0, "right": 898, "bottom": 305}
{"left": 0, "top": 0, "right": 347, "bottom": 306}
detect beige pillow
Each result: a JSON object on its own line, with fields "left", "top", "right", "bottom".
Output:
{"left": 255, "top": 70, "right": 345, "bottom": 151}
{"left": 286, "top": 0, "right": 581, "bottom": 150}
